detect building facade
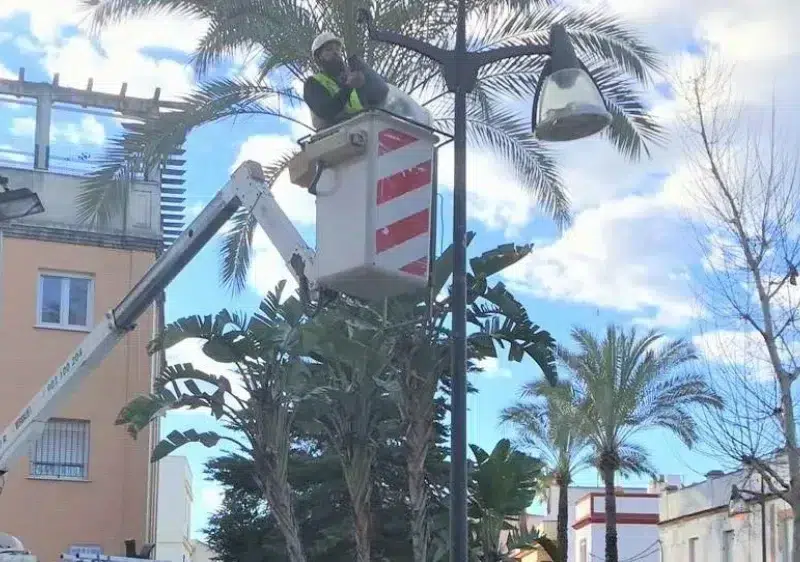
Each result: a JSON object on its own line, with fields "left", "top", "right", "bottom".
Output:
{"left": 573, "top": 490, "right": 660, "bottom": 562}
{"left": 0, "top": 72, "right": 185, "bottom": 562}
{"left": 155, "top": 457, "right": 194, "bottom": 562}
{"left": 660, "top": 468, "right": 794, "bottom": 562}
{"left": 508, "top": 482, "right": 667, "bottom": 562}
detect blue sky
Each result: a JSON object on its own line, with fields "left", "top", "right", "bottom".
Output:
{"left": 0, "top": 0, "right": 796, "bottom": 541}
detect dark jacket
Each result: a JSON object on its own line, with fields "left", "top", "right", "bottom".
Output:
{"left": 303, "top": 56, "right": 389, "bottom": 128}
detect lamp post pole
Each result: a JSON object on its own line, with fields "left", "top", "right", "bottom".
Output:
{"left": 357, "top": 3, "right": 610, "bottom": 559}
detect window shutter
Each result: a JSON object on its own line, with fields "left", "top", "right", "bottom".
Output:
{"left": 29, "top": 419, "right": 90, "bottom": 479}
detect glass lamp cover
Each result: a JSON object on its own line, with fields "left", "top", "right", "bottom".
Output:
{"left": 534, "top": 68, "right": 612, "bottom": 142}
{"left": 379, "top": 84, "right": 433, "bottom": 127}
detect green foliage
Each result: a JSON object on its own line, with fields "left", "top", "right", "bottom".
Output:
{"left": 115, "top": 228, "right": 564, "bottom": 562}
{"left": 428, "top": 439, "right": 551, "bottom": 562}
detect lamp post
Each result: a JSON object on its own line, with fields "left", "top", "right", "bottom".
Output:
{"left": 729, "top": 479, "right": 768, "bottom": 562}
{"left": 0, "top": 175, "right": 45, "bottom": 221}
{"left": 357, "top": 5, "right": 611, "bottom": 560}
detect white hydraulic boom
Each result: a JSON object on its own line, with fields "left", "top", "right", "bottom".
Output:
{"left": 0, "top": 160, "right": 316, "bottom": 476}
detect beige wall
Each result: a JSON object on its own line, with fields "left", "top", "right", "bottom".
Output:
{"left": 0, "top": 236, "right": 157, "bottom": 562}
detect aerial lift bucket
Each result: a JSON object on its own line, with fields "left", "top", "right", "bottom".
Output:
{"left": 289, "top": 109, "right": 440, "bottom": 301}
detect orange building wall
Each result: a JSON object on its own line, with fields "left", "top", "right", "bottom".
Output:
{"left": 0, "top": 236, "right": 157, "bottom": 562}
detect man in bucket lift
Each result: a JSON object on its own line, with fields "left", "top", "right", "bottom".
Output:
{"left": 303, "top": 31, "right": 388, "bottom": 130}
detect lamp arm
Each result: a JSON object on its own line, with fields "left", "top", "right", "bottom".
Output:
{"left": 357, "top": 8, "right": 451, "bottom": 65}
{"left": 471, "top": 43, "right": 551, "bottom": 68}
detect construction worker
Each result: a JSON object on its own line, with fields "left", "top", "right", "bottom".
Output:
{"left": 303, "top": 31, "right": 387, "bottom": 130}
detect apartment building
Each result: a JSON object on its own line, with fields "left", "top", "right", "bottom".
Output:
{"left": 0, "top": 71, "right": 185, "bottom": 562}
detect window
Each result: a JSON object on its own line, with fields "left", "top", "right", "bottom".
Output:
{"left": 688, "top": 537, "right": 698, "bottom": 562}
{"left": 37, "top": 272, "right": 93, "bottom": 329}
{"left": 29, "top": 419, "right": 90, "bottom": 480}
{"left": 722, "top": 530, "right": 734, "bottom": 562}
{"left": 579, "top": 539, "right": 587, "bottom": 562}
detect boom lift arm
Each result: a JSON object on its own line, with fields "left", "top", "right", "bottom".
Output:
{"left": 0, "top": 160, "right": 315, "bottom": 475}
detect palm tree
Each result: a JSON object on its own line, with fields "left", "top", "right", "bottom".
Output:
{"left": 115, "top": 281, "right": 318, "bottom": 562}
{"left": 500, "top": 379, "right": 592, "bottom": 562}
{"left": 354, "top": 235, "right": 558, "bottom": 562}
{"left": 296, "top": 298, "right": 400, "bottom": 562}
{"left": 559, "top": 325, "right": 724, "bottom": 562}
{"left": 78, "top": 0, "right": 664, "bottom": 291}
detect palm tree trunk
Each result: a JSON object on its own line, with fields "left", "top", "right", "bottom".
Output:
{"left": 601, "top": 465, "right": 618, "bottom": 562}
{"left": 353, "top": 508, "right": 371, "bottom": 562}
{"left": 342, "top": 448, "right": 374, "bottom": 562}
{"left": 408, "top": 447, "right": 429, "bottom": 562}
{"left": 262, "top": 484, "right": 307, "bottom": 562}
{"left": 407, "top": 414, "right": 434, "bottom": 562}
{"left": 556, "top": 482, "right": 569, "bottom": 562}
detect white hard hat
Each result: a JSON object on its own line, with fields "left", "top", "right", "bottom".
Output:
{"left": 312, "top": 31, "right": 343, "bottom": 56}
{"left": 0, "top": 533, "right": 26, "bottom": 554}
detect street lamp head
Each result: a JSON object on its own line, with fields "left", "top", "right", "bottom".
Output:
{"left": 728, "top": 485, "right": 751, "bottom": 516}
{"left": 532, "top": 25, "right": 612, "bottom": 142}
{"left": 0, "top": 177, "right": 45, "bottom": 222}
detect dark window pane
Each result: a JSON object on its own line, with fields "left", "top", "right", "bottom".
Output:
{"left": 40, "top": 275, "right": 62, "bottom": 324}
{"left": 68, "top": 278, "right": 90, "bottom": 326}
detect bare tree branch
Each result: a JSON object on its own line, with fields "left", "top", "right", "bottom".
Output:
{"left": 674, "top": 51, "right": 800, "bottom": 560}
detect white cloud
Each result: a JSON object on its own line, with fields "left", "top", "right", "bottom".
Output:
{"left": 10, "top": 115, "right": 106, "bottom": 145}
{"left": 503, "top": 191, "right": 702, "bottom": 327}
{"left": 436, "top": 144, "right": 541, "bottom": 238}
{"left": 693, "top": 329, "right": 777, "bottom": 381}
{"left": 231, "top": 134, "right": 317, "bottom": 297}
{"left": 231, "top": 134, "right": 316, "bottom": 226}
{"left": 474, "top": 357, "right": 512, "bottom": 379}
{"left": 0, "top": 1, "right": 207, "bottom": 99}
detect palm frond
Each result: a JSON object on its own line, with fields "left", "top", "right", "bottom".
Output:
{"left": 436, "top": 107, "right": 570, "bottom": 228}
{"left": 587, "top": 60, "right": 667, "bottom": 160}
{"left": 218, "top": 152, "right": 298, "bottom": 294}
{"left": 193, "top": 0, "right": 319, "bottom": 79}
{"left": 466, "top": 4, "right": 661, "bottom": 81}
{"left": 79, "top": 0, "right": 218, "bottom": 34}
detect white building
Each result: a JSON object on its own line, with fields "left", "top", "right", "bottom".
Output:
{"left": 660, "top": 469, "right": 794, "bottom": 562}
{"left": 514, "top": 483, "right": 664, "bottom": 562}
{"left": 573, "top": 489, "right": 660, "bottom": 562}
{"left": 155, "top": 456, "right": 194, "bottom": 562}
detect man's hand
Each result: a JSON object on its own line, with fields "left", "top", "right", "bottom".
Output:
{"left": 345, "top": 71, "right": 365, "bottom": 88}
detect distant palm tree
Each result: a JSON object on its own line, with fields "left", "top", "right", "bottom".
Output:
{"left": 500, "top": 379, "right": 592, "bottom": 562}
{"left": 79, "top": 0, "right": 664, "bottom": 292}
{"left": 559, "top": 325, "right": 723, "bottom": 562}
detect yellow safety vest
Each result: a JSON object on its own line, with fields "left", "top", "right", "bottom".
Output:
{"left": 312, "top": 73, "right": 364, "bottom": 114}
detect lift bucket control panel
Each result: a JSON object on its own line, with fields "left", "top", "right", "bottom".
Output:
{"left": 291, "top": 111, "right": 437, "bottom": 301}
